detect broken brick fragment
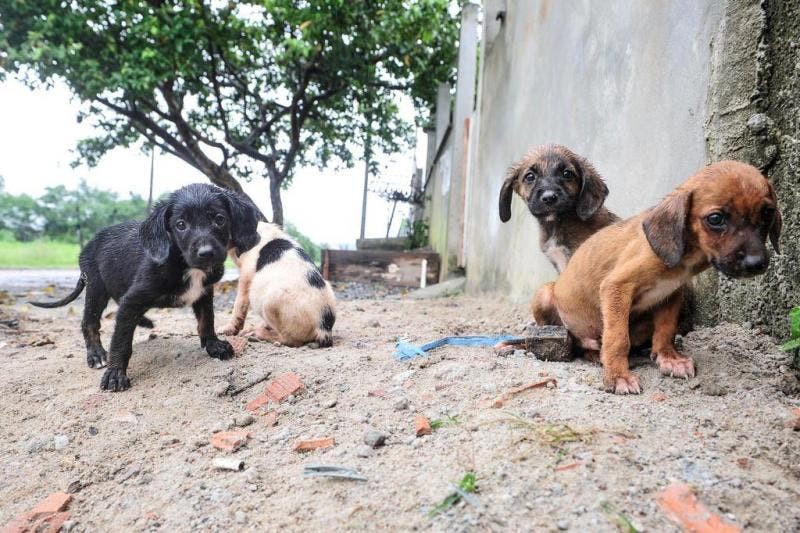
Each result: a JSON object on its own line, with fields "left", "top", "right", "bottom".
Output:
{"left": 657, "top": 482, "right": 740, "bottom": 533}
{"left": 2, "top": 493, "right": 72, "bottom": 533}
{"left": 650, "top": 392, "right": 667, "bottom": 402}
{"left": 367, "top": 389, "right": 386, "bottom": 398}
{"left": 263, "top": 411, "right": 278, "bottom": 427}
{"left": 293, "top": 437, "right": 335, "bottom": 453}
{"left": 246, "top": 372, "right": 304, "bottom": 412}
{"left": 415, "top": 415, "right": 432, "bottom": 437}
{"left": 209, "top": 430, "right": 250, "bottom": 452}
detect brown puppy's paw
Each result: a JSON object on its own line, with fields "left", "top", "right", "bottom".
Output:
{"left": 100, "top": 367, "right": 130, "bottom": 391}
{"left": 604, "top": 372, "right": 642, "bottom": 395}
{"left": 653, "top": 349, "right": 695, "bottom": 378}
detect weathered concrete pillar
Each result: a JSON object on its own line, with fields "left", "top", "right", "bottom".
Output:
{"left": 445, "top": 2, "right": 479, "bottom": 275}
{"left": 435, "top": 83, "right": 451, "bottom": 150}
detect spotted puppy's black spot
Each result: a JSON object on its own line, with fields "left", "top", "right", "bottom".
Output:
{"left": 294, "top": 246, "right": 315, "bottom": 264}
{"left": 320, "top": 305, "right": 335, "bottom": 331}
{"left": 306, "top": 269, "right": 326, "bottom": 289}
{"left": 256, "top": 239, "right": 294, "bottom": 270}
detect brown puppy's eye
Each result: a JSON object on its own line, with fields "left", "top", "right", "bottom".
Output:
{"left": 214, "top": 214, "right": 227, "bottom": 227}
{"left": 175, "top": 220, "right": 188, "bottom": 231}
{"left": 705, "top": 212, "right": 726, "bottom": 230}
{"left": 562, "top": 169, "right": 575, "bottom": 180}
{"left": 524, "top": 170, "right": 535, "bottom": 182}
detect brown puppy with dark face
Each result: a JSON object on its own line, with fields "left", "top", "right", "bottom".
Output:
{"left": 499, "top": 144, "right": 620, "bottom": 273}
{"left": 534, "top": 161, "right": 782, "bottom": 394}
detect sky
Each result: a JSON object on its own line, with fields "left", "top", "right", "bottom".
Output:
{"left": 0, "top": 79, "right": 425, "bottom": 249}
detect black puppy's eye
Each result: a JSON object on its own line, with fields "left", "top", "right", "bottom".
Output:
{"left": 762, "top": 206, "right": 776, "bottom": 224}
{"left": 523, "top": 170, "right": 535, "bottom": 182}
{"left": 214, "top": 214, "right": 227, "bottom": 227}
{"left": 562, "top": 169, "right": 575, "bottom": 180}
{"left": 705, "top": 212, "right": 726, "bottom": 229}
{"left": 175, "top": 220, "right": 187, "bottom": 231}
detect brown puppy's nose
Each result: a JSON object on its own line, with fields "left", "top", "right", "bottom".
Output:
{"left": 742, "top": 254, "right": 766, "bottom": 273}
{"left": 540, "top": 191, "right": 558, "bottom": 205}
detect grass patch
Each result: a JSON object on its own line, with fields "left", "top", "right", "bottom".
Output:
{"left": 0, "top": 240, "right": 80, "bottom": 268}
{"left": 0, "top": 240, "right": 237, "bottom": 270}
{"left": 429, "top": 472, "right": 478, "bottom": 517}
{"left": 501, "top": 412, "right": 596, "bottom": 446}
{"left": 600, "top": 501, "right": 640, "bottom": 533}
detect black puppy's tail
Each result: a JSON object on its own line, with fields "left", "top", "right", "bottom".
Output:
{"left": 28, "top": 273, "right": 87, "bottom": 308}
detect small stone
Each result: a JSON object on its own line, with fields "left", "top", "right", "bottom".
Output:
{"left": 364, "top": 429, "right": 388, "bottom": 448}
{"left": 321, "top": 398, "right": 338, "bottom": 409}
{"left": 232, "top": 414, "right": 255, "bottom": 428}
{"left": 368, "top": 320, "right": 381, "bottom": 327}
{"left": 557, "top": 520, "right": 569, "bottom": 531}
{"left": 87, "top": 426, "right": 99, "bottom": 436}
{"left": 730, "top": 477, "right": 742, "bottom": 488}
{"left": 213, "top": 382, "right": 230, "bottom": 397}
{"left": 746, "top": 112, "right": 771, "bottom": 134}
{"left": 235, "top": 511, "right": 247, "bottom": 524}
{"left": 356, "top": 445, "right": 375, "bottom": 458}
{"left": 243, "top": 467, "right": 259, "bottom": 483}
{"left": 307, "top": 342, "right": 320, "bottom": 349}
{"left": 393, "top": 398, "right": 410, "bottom": 411}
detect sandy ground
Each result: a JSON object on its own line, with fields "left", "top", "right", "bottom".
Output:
{"left": 0, "top": 280, "right": 799, "bottom": 532}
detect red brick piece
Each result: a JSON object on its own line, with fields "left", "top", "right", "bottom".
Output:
{"left": 209, "top": 430, "right": 250, "bottom": 452}
{"left": 415, "top": 415, "right": 432, "bottom": 437}
{"left": 266, "top": 373, "right": 304, "bottom": 402}
{"left": 2, "top": 493, "right": 72, "bottom": 533}
{"left": 263, "top": 411, "right": 278, "bottom": 427}
{"left": 657, "top": 482, "right": 740, "bottom": 533}
{"left": 246, "top": 373, "right": 304, "bottom": 412}
{"left": 293, "top": 437, "right": 335, "bottom": 453}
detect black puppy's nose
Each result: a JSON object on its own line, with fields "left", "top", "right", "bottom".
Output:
{"left": 197, "top": 245, "right": 215, "bottom": 259}
{"left": 742, "top": 254, "right": 767, "bottom": 272}
{"left": 540, "top": 191, "right": 557, "bottom": 205}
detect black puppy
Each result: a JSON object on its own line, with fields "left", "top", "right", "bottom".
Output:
{"left": 30, "top": 183, "right": 260, "bottom": 391}
{"left": 499, "top": 144, "right": 619, "bottom": 273}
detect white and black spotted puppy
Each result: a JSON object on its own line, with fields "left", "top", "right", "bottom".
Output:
{"left": 220, "top": 222, "right": 336, "bottom": 347}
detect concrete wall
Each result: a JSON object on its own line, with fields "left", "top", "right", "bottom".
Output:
{"left": 698, "top": 0, "right": 800, "bottom": 337}
{"left": 465, "top": 0, "right": 725, "bottom": 297}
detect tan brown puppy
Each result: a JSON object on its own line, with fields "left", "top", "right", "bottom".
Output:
{"left": 534, "top": 161, "right": 781, "bottom": 394}
{"left": 221, "top": 222, "right": 336, "bottom": 347}
{"left": 499, "top": 144, "right": 619, "bottom": 273}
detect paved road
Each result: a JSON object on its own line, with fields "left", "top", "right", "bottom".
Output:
{"left": 0, "top": 268, "right": 239, "bottom": 292}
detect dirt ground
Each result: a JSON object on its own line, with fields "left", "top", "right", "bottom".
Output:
{"left": 0, "top": 280, "right": 799, "bottom": 532}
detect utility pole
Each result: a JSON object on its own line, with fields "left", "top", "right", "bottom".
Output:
{"left": 359, "top": 114, "right": 372, "bottom": 241}
{"left": 147, "top": 144, "right": 155, "bottom": 211}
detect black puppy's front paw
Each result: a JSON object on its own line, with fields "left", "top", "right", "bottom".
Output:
{"left": 100, "top": 367, "right": 130, "bottom": 391}
{"left": 87, "top": 346, "right": 108, "bottom": 369}
{"left": 204, "top": 337, "right": 234, "bottom": 360}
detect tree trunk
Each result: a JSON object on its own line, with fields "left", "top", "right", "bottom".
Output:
{"left": 207, "top": 168, "right": 243, "bottom": 193}
{"left": 269, "top": 177, "right": 284, "bottom": 227}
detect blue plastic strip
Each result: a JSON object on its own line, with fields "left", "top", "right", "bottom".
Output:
{"left": 394, "top": 335, "right": 521, "bottom": 361}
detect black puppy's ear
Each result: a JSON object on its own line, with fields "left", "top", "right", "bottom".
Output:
{"left": 499, "top": 166, "right": 519, "bottom": 223}
{"left": 766, "top": 181, "right": 782, "bottom": 253}
{"left": 575, "top": 157, "right": 609, "bottom": 221}
{"left": 221, "top": 190, "right": 261, "bottom": 254}
{"left": 140, "top": 201, "right": 172, "bottom": 265}
{"left": 642, "top": 190, "right": 692, "bottom": 269}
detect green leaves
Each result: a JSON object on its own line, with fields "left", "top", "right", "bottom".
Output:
{"left": 0, "top": 0, "right": 459, "bottom": 224}
{"left": 429, "top": 472, "right": 477, "bottom": 517}
{"left": 780, "top": 306, "right": 800, "bottom": 351}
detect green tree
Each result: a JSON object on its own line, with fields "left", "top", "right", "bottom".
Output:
{"left": 35, "top": 180, "right": 148, "bottom": 244}
{"left": 0, "top": 0, "right": 459, "bottom": 225}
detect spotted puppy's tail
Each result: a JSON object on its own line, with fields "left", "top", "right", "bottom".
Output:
{"left": 316, "top": 305, "right": 336, "bottom": 348}
{"left": 28, "top": 272, "right": 87, "bottom": 308}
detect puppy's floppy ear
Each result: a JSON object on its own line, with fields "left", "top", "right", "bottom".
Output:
{"left": 575, "top": 157, "right": 609, "bottom": 221}
{"left": 642, "top": 190, "right": 692, "bottom": 268}
{"left": 498, "top": 166, "right": 518, "bottom": 223}
{"left": 767, "top": 181, "right": 782, "bottom": 253}
{"left": 221, "top": 190, "right": 261, "bottom": 254}
{"left": 140, "top": 201, "right": 172, "bottom": 265}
